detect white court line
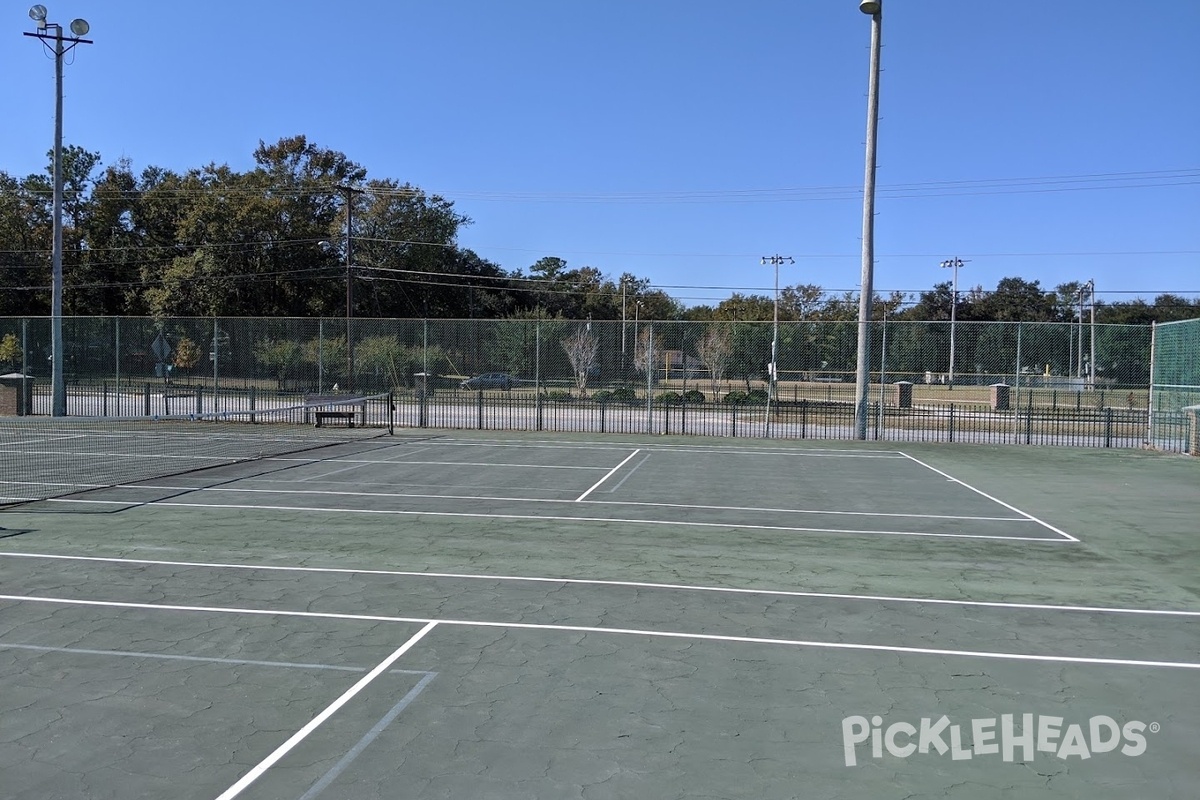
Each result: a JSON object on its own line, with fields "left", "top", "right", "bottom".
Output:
{"left": 0, "top": 642, "right": 366, "bottom": 672}
{"left": 40, "top": 498, "right": 1066, "bottom": 542}
{"left": 2, "top": 593, "right": 1196, "bottom": 671}
{"left": 607, "top": 453, "right": 651, "bottom": 494}
{"left": 213, "top": 621, "right": 438, "bottom": 800}
{"left": 295, "top": 446, "right": 435, "bottom": 483}
{"left": 6, "top": 550, "right": 1198, "bottom": 617}
{"left": 297, "top": 671, "right": 438, "bottom": 800}
{"left": 397, "top": 437, "right": 906, "bottom": 457}
{"left": 110, "top": 484, "right": 1031, "bottom": 524}
{"left": 269, "top": 458, "right": 610, "bottom": 471}
{"left": 576, "top": 449, "right": 641, "bottom": 501}
{"left": 5, "top": 449, "right": 237, "bottom": 463}
{"left": 898, "top": 452, "right": 1079, "bottom": 542}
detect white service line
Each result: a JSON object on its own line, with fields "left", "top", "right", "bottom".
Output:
{"left": 1, "top": 593, "right": 1195, "bottom": 671}
{"left": 212, "top": 620, "right": 438, "bottom": 800}
{"left": 6, "top": 550, "right": 1198, "bottom": 617}
{"left": 575, "top": 449, "right": 642, "bottom": 501}
{"left": 898, "top": 451, "right": 1079, "bottom": 542}
{"left": 43, "top": 498, "right": 1063, "bottom": 541}
{"left": 114, "top": 483, "right": 1031, "bottom": 523}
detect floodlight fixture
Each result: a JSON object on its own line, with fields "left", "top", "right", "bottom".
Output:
{"left": 69, "top": 18, "right": 89, "bottom": 36}
{"left": 29, "top": 5, "right": 47, "bottom": 22}
{"left": 859, "top": 0, "right": 881, "bottom": 14}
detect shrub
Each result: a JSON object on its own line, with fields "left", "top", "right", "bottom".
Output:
{"left": 746, "top": 388, "right": 769, "bottom": 405}
{"left": 724, "top": 390, "right": 748, "bottom": 405}
{"left": 656, "top": 391, "right": 683, "bottom": 405}
{"left": 682, "top": 389, "right": 705, "bottom": 404}
{"left": 609, "top": 386, "right": 638, "bottom": 404}
{"left": 541, "top": 389, "right": 574, "bottom": 402}
{"left": 591, "top": 390, "right": 613, "bottom": 404}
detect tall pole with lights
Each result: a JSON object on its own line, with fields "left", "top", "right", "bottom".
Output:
{"left": 853, "top": 0, "right": 882, "bottom": 439}
{"left": 761, "top": 255, "right": 794, "bottom": 417}
{"left": 940, "top": 257, "right": 969, "bottom": 388}
{"left": 25, "top": 4, "right": 91, "bottom": 416}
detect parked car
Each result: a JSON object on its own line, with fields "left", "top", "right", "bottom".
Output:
{"left": 461, "top": 373, "right": 518, "bottom": 390}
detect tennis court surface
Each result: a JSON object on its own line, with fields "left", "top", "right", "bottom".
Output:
{"left": 1, "top": 430, "right": 1197, "bottom": 799}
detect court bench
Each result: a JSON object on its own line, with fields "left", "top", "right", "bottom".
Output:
{"left": 303, "top": 394, "right": 365, "bottom": 428}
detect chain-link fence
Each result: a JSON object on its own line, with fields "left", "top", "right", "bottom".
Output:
{"left": 1149, "top": 318, "right": 1200, "bottom": 452}
{"left": 0, "top": 315, "right": 1167, "bottom": 448}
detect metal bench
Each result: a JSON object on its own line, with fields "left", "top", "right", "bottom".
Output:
{"left": 304, "top": 395, "right": 365, "bottom": 428}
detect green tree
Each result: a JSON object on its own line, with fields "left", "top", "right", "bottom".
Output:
{"left": 0, "top": 333, "right": 21, "bottom": 371}
{"left": 173, "top": 336, "right": 202, "bottom": 378}
{"left": 254, "top": 338, "right": 304, "bottom": 390}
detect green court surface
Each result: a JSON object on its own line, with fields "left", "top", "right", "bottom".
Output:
{"left": 1, "top": 431, "right": 1197, "bottom": 799}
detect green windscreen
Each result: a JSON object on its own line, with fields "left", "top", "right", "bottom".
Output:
{"left": 1149, "top": 318, "right": 1200, "bottom": 451}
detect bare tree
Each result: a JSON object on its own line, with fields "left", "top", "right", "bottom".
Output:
{"left": 633, "top": 326, "right": 665, "bottom": 387}
{"left": 561, "top": 327, "right": 600, "bottom": 394}
{"left": 694, "top": 325, "right": 732, "bottom": 396}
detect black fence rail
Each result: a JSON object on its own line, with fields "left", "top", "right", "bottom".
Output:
{"left": 382, "top": 391, "right": 1157, "bottom": 449}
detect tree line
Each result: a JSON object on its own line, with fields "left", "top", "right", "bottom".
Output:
{"left": 2, "top": 135, "right": 1196, "bottom": 325}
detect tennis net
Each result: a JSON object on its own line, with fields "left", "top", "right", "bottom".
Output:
{"left": 0, "top": 393, "right": 394, "bottom": 507}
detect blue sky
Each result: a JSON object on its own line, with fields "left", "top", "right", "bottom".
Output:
{"left": 5, "top": 0, "right": 1197, "bottom": 308}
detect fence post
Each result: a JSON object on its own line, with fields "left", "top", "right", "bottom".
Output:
{"left": 102, "top": 381, "right": 108, "bottom": 417}
{"left": 196, "top": 385, "right": 204, "bottom": 416}
{"left": 249, "top": 385, "right": 256, "bottom": 423}
{"left": 731, "top": 403, "right": 738, "bottom": 438}
{"left": 114, "top": 317, "right": 121, "bottom": 416}
{"left": 536, "top": 393, "right": 543, "bottom": 432}
{"left": 477, "top": 389, "right": 484, "bottom": 430}
{"left": 949, "top": 403, "right": 956, "bottom": 443}
{"left": 1025, "top": 392, "right": 1033, "bottom": 445}
{"left": 144, "top": 383, "right": 151, "bottom": 416}
{"left": 1104, "top": 407, "right": 1113, "bottom": 448}
{"left": 800, "top": 399, "right": 807, "bottom": 439}
{"left": 599, "top": 401, "right": 606, "bottom": 434}
{"left": 872, "top": 401, "right": 880, "bottom": 440}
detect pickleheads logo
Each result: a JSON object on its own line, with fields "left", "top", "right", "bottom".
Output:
{"left": 841, "top": 714, "right": 1157, "bottom": 767}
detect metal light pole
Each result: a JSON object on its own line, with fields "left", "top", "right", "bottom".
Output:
{"left": 25, "top": 5, "right": 91, "bottom": 417}
{"left": 340, "top": 185, "right": 362, "bottom": 392}
{"left": 621, "top": 277, "right": 628, "bottom": 369}
{"left": 853, "top": 0, "right": 882, "bottom": 439}
{"left": 1087, "top": 279, "right": 1096, "bottom": 387}
{"left": 940, "top": 257, "right": 969, "bottom": 388}
{"left": 761, "top": 255, "right": 794, "bottom": 411}
{"left": 1074, "top": 280, "right": 1096, "bottom": 384}
{"left": 1076, "top": 283, "right": 1086, "bottom": 379}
